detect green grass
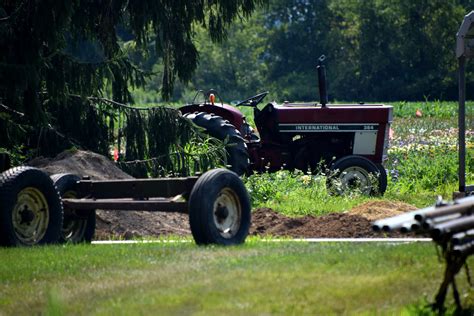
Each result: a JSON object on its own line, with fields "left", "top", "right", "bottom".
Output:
{"left": 3, "top": 101, "right": 472, "bottom": 314}
{"left": 244, "top": 169, "right": 371, "bottom": 216}
{"left": 1, "top": 240, "right": 472, "bottom": 315}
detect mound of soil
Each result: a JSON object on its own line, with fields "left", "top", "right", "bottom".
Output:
{"left": 29, "top": 150, "right": 191, "bottom": 239}
{"left": 29, "top": 150, "right": 131, "bottom": 180}
{"left": 28, "top": 150, "right": 417, "bottom": 239}
{"left": 250, "top": 201, "right": 415, "bottom": 238}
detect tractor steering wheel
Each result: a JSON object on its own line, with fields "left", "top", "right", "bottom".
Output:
{"left": 235, "top": 91, "right": 269, "bottom": 107}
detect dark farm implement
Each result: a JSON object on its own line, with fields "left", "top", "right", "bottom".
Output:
{"left": 0, "top": 165, "right": 250, "bottom": 247}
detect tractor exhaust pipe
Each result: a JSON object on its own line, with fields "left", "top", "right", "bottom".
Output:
{"left": 317, "top": 55, "right": 328, "bottom": 107}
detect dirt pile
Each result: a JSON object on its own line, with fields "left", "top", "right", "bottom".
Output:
{"left": 28, "top": 150, "right": 418, "bottom": 239}
{"left": 28, "top": 150, "right": 191, "bottom": 239}
{"left": 29, "top": 150, "right": 131, "bottom": 180}
{"left": 250, "top": 200, "right": 416, "bottom": 238}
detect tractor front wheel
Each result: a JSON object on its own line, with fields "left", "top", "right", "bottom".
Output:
{"left": 188, "top": 168, "right": 251, "bottom": 245}
{"left": 329, "top": 155, "right": 387, "bottom": 196}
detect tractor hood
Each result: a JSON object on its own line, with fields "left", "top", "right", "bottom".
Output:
{"left": 274, "top": 103, "right": 393, "bottom": 126}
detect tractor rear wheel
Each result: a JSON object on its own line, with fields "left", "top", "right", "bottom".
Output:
{"left": 51, "top": 174, "right": 96, "bottom": 243}
{"left": 0, "top": 167, "right": 63, "bottom": 246}
{"left": 184, "top": 112, "right": 249, "bottom": 176}
{"left": 188, "top": 168, "right": 251, "bottom": 245}
{"left": 329, "top": 155, "right": 387, "bottom": 196}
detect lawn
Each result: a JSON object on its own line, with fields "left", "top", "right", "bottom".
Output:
{"left": 1, "top": 240, "right": 473, "bottom": 315}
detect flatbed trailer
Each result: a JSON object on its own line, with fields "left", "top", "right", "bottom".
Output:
{"left": 0, "top": 166, "right": 251, "bottom": 247}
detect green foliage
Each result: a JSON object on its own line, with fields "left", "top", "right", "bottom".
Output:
{"left": 44, "top": 97, "right": 113, "bottom": 157}
{"left": 392, "top": 100, "right": 469, "bottom": 118}
{"left": 384, "top": 115, "right": 474, "bottom": 205}
{"left": 190, "top": 10, "right": 270, "bottom": 101}
{"left": 102, "top": 103, "right": 227, "bottom": 178}
{"left": 244, "top": 169, "right": 369, "bottom": 216}
{"left": 0, "top": 146, "right": 24, "bottom": 167}
{"left": 0, "top": 0, "right": 266, "bottom": 164}
{"left": 159, "top": 0, "right": 473, "bottom": 103}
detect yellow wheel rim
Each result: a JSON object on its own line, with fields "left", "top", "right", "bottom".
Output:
{"left": 213, "top": 188, "right": 242, "bottom": 239}
{"left": 12, "top": 187, "right": 50, "bottom": 245}
{"left": 61, "top": 190, "right": 87, "bottom": 241}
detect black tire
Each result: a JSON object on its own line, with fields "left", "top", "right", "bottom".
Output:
{"left": 0, "top": 167, "right": 63, "bottom": 246}
{"left": 188, "top": 168, "right": 251, "bottom": 245}
{"left": 329, "top": 155, "right": 386, "bottom": 196}
{"left": 51, "top": 174, "right": 96, "bottom": 243}
{"left": 184, "top": 112, "right": 249, "bottom": 176}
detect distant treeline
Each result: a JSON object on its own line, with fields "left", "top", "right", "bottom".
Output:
{"left": 162, "top": 0, "right": 474, "bottom": 103}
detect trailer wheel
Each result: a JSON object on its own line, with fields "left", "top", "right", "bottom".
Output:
{"left": 329, "top": 155, "right": 386, "bottom": 196}
{"left": 0, "top": 167, "right": 63, "bottom": 246}
{"left": 51, "top": 174, "right": 95, "bottom": 243}
{"left": 188, "top": 168, "right": 251, "bottom": 245}
{"left": 184, "top": 112, "right": 249, "bottom": 176}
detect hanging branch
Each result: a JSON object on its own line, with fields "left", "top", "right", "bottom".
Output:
{"left": 0, "top": 103, "right": 25, "bottom": 117}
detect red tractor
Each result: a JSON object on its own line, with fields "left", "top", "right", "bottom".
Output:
{"left": 180, "top": 57, "right": 393, "bottom": 195}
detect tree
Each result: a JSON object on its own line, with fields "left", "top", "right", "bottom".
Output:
{"left": 264, "top": 0, "right": 333, "bottom": 101}
{"left": 190, "top": 10, "right": 269, "bottom": 101}
{"left": 0, "top": 0, "right": 266, "bottom": 158}
{"left": 317, "top": 0, "right": 467, "bottom": 101}
{"left": 244, "top": 0, "right": 470, "bottom": 102}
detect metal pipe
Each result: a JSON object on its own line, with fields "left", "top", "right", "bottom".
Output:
{"left": 452, "top": 229, "right": 474, "bottom": 245}
{"left": 422, "top": 213, "right": 463, "bottom": 230}
{"left": 372, "top": 207, "right": 434, "bottom": 232}
{"left": 415, "top": 196, "right": 474, "bottom": 222}
{"left": 400, "top": 220, "right": 420, "bottom": 233}
{"left": 432, "top": 215, "right": 474, "bottom": 239}
{"left": 459, "top": 56, "right": 466, "bottom": 193}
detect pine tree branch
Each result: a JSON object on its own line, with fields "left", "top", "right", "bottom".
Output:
{"left": 0, "top": 103, "right": 25, "bottom": 117}
{"left": 87, "top": 96, "right": 176, "bottom": 111}
{"left": 0, "top": 1, "right": 26, "bottom": 23}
